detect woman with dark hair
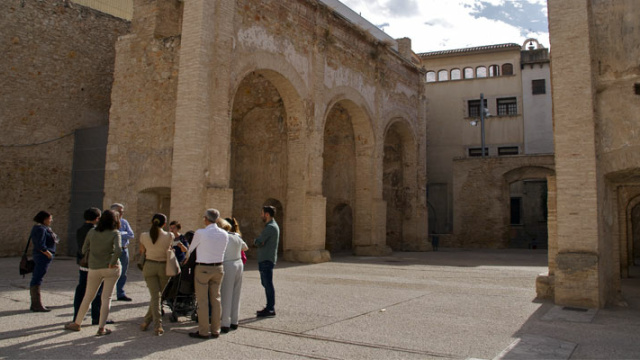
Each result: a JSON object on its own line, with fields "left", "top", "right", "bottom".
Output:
{"left": 139, "top": 213, "right": 174, "bottom": 336}
{"left": 29, "top": 210, "right": 59, "bottom": 312}
{"left": 219, "top": 217, "right": 248, "bottom": 333}
{"left": 65, "top": 210, "right": 122, "bottom": 336}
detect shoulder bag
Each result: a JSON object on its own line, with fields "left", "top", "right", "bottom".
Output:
{"left": 19, "top": 237, "right": 35, "bottom": 277}
{"left": 166, "top": 248, "right": 181, "bottom": 276}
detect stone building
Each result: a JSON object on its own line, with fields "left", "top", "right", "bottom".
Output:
{"left": 418, "top": 42, "right": 554, "bottom": 249}
{"left": 541, "top": 0, "right": 640, "bottom": 308}
{"left": 0, "top": 0, "right": 129, "bottom": 256}
{"left": 103, "top": 0, "right": 430, "bottom": 263}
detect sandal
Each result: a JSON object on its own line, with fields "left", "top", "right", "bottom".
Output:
{"left": 96, "top": 328, "right": 112, "bottom": 336}
{"left": 64, "top": 322, "right": 81, "bottom": 331}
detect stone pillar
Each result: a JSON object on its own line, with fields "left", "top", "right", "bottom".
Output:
{"left": 548, "top": 0, "right": 601, "bottom": 308}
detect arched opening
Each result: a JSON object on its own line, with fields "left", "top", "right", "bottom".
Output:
{"left": 508, "top": 179, "right": 548, "bottom": 249}
{"left": 325, "top": 203, "right": 353, "bottom": 253}
{"left": 437, "top": 69, "right": 448, "bottom": 81}
{"left": 383, "top": 120, "right": 417, "bottom": 251}
{"left": 136, "top": 187, "right": 171, "bottom": 253}
{"left": 230, "top": 71, "right": 288, "bottom": 251}
{"left": 323, "top": 103, "right": 356, "bottom": 254}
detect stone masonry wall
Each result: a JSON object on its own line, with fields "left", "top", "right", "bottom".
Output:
{"left": 0, "top": 0, "right": 129, "bottom": 256}
{"left": 452, "top": 155, "right": 554, "bottom": 248}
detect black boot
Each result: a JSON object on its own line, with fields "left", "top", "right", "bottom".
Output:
{"left": 30, "top": 285, "right": 51, "bottom": 312}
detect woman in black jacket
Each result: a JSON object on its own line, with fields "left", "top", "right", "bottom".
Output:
{"left": 29, "top": 210, "right": 58, "bottom": 312}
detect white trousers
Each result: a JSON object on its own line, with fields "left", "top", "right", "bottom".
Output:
{"left": 221, "top": 259, "right": 244, "bottom": 327}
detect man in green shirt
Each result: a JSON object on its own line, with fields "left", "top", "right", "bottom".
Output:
{"left": 254, "top": 206, "right": 279, "bottom": 317}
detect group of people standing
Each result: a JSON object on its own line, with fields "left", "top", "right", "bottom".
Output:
{"left": 27, "top": 203, "right": 280, "bottom": 340}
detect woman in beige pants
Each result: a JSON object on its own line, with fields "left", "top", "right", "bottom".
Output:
{"left": 139, "top": 213, "right": 174, "bottom": 336}
{"left": 65, "top": 210, "right": 122, "bottom": 336}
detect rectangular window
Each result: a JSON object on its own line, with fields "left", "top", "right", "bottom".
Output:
{"left": 467, "top": 99, "right": 487, "bottom": 118}
{"left": 532, "top": 79, "right": 546, "bottom": 94}
{"left": 498, "top": 146, "right": 519, "bottom": 156}
{"left": 497, "top": 97, "right": 517, "bottom": 116}
{"left": 468, "top": 147, "right": 488, "bottom": 157}
{"left": 510, "top": 197, "right": 522, "bottom": 225}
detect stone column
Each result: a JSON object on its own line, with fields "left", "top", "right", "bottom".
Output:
{"left": 548, "top": 0, "right": 601, "bottom": 308}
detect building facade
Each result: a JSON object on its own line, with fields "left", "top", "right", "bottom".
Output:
{"left": 419, "top": 42, "right": 554, "bottom": 249}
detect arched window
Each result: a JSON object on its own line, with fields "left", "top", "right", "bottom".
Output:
{"left": 502, "top": 63, "right": 513, "bottom": 76}
{"left": 426, "top": 71, "right": 436, "bottom": 82}
{"left": 489, "top": 65, "right": 500, "bottom": 77}
{"left": 464, "top": 67, "right": 474, "bottom": 79}
{"left": 476, "top": 66, "right": 487, "bottom": 78}
{"left": 450, "top": 68, "right": 461, "bottom": 80}
{"left": 438, "top": 70, "right": 449, "bottom": 81}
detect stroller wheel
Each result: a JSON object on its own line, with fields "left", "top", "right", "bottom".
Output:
{"left": 170, "top": 313, "right": 178, "bottom": 323}
{"left": 191, "top": 312, "right": 198, "bottom": 322}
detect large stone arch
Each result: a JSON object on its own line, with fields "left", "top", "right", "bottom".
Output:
{"left": 383, "top": 117, "right": 425, "bottom": 251}
{"left": 229, "top": 67, "right": 307, "bottom": 258}
{"left": 321, "top": 91, "right": 386, "bottom": 255}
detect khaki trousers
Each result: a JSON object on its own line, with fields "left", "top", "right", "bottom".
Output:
{"left": 194, "top": 264, "right": 224, "bottom": 336}
{"left": 74, "top": 267, "right": 121, "bottom": 328}
{"left": 142, "top": 260, "right": 170, "bottom": 328}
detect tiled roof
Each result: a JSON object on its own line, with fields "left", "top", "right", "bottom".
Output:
{"left": 417, "top": 43, "right": 521, "bottom": 58}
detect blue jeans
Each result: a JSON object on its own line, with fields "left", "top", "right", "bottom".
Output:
{"left": 30, "top": 251, "right": 53, "bottom": 287}
{"left": 116, "top": 248, "right": 129, "bottom": 297}
{"left": 258, "top": 261, "right": 275, "bottom": 311}
{"left": 73, "top": 270, "right": 103, "bottom": 322}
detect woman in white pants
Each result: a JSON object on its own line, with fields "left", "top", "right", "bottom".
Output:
{"left": 218, "top": 217, "right": 248, "bottom": 333}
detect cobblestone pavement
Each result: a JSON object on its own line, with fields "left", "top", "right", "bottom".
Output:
{"left": 1, "top": 249, "right": 639, "bottom": 359}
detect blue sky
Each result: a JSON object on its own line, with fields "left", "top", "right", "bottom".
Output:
{"left": 339, "top": 0, "right": 549, "bottom": 53}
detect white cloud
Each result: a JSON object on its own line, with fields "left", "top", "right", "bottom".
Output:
{"left": 339, "top": 0, "right": 549, "bottom": 53}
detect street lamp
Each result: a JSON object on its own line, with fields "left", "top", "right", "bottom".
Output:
{"left": 469, "top": 93, "right": 491, "bottom": 158}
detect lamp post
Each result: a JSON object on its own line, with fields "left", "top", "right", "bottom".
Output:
{"left": 480, "top": 93, "right": 486, "bottom": 158}
{"left": 469, "top": 93, "right": 490, "bottom": 158}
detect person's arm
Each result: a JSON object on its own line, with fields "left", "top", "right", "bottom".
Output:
{"left": 186, "top": 231, "right": 202, "bottom": 258}
{"left": 121, "top": 220, "right": 134, "bottom": 242}
{"left": 82, "top": 230, "right": 91, "bottom": 255}
{"left": 240, "top": 238, "right": 249, "bottom": 252}
{"left": 254, "top": 226, "right": 275, "bottom": 247}
{"left": 109, "top": 232, "right": 122, "bottom": 268}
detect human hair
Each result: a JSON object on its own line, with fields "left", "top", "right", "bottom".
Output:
{"left": 225, "top": 217, "right": 242, "bottom": 236}
{"left": 262, "top": 206, "right": 276, "bottom": 218}
{"left": 33, "top": 210, "right": 51, "bottom": 224}
{"left": 169, "top": 220, "right": 181, "bottom": 230}
{"left": 83, "top": 207, "right": 101, "bottom": 221}
{"left": 150, "top": 213, "right": 167, "bottom": 244}
{"left": 217, "top": 218, "right": 231, "bottom": 231}
{"left": 96, "top": 210, "right": 120, "bottom": 232}
{"left": 184, "top": 231, "right": 195, "bottom": 244}
{"left": 204, "top": 209, "right": 220, "bottom": 223}
{"left": 110, "top": 203, "right": 124, "bottom": 211}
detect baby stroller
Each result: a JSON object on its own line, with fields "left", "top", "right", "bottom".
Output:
{"left": 162, "top": 254, "right": 198, "bottom": 322}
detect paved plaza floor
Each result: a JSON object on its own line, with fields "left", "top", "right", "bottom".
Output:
{"left": 1, "top": 249, "right": 639, "bottom": 359}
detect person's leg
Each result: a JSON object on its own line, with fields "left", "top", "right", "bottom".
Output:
{"left": 29, "top": 252, "right": 52, "bottom": 311}
{"left": 73, "top": 270, "right": 88, "bottom": 320}
{"left": 231, "top": 262, "right": 244, "bottom": 326}
{"left": 143, "top": 261, "right": 160, "bottom": 328}
{"left": 75, "top": 269, "right": 103, "bottom": 325}
{"left": 91, "top": 283, "right": 104, "bottom": 323}
{"left": 98, "top": 266, "right": 121, "bottom": 329}
{"left": 209, "top": 266, "right": 224, "bottom": 335}
{"left": 259, "top": 261, "right": 275, "bottom": 311}
{"left": 116, "top": 248, "right": 129, "bottom": 298}
{"left": 156, "top": 267, "right": 170, "bottom": 333}
{"left": 220, "top": 263, "right": 235, "bottom": 328}
{"left": 194, "top": 265, "right": 211, "bottom": 336}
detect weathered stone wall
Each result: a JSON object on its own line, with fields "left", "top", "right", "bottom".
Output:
{"left": 0, "top": 0, "right": 129, "bottom": 256}
{"left": 105, "top": 0, "right": 427, "bottom": 262}
{"left": 452, "top": 155, "right": 554, "bottom": 248}
{"left": 103, "top": 0, "right": 182, "bottom": 240}
{"left": 548, "top": 0, "right": 640, "bottom": 307}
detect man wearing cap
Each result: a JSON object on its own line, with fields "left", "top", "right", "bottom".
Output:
{"left": 187, "top": 209, "right": 229, "bottom": 339}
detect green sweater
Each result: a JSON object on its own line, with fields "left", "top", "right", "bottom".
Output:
{"left": 254, "top": 219, "right": 279, "bottom": 264}
{"left": 82, "top": 228, "right": 122, "bottom": 269}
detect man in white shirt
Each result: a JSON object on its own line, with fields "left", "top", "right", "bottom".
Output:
{"left": 187, "top": 209, "right": 228, "bottom": 339}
